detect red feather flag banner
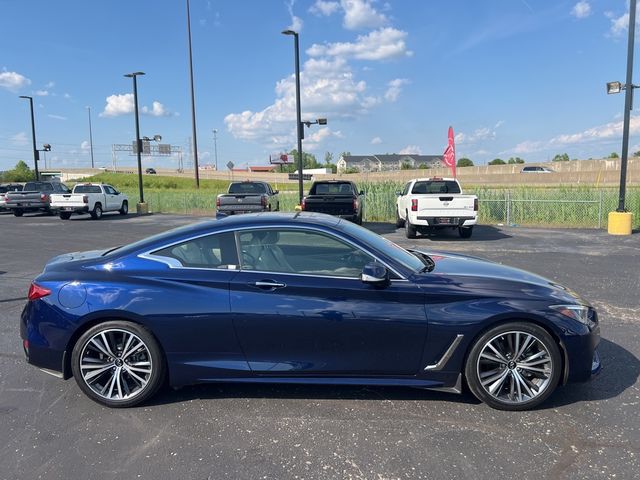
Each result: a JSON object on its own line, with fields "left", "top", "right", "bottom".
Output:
{"left": 443, "top": 126, "right": 456, "bottom": 178}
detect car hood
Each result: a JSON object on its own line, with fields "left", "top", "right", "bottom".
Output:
{"left": 411, "top": 250, "right": 585, "bottom": 303}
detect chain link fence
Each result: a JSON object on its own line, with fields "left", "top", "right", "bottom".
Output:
{"left": 121, "top": 186, "right": 640, "bottom": 229}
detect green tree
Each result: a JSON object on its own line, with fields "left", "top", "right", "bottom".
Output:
{"left": 608, "top": 152, "right": 619, "bottom": 159}
{"left": 418, "top": 163, "right": 431, "bottom": 169}
{"left": 633, "top": 151, "right": 640, "bottom": 157}
{"left": 401, "top": 161, "right": 414, "bottom": 170}
{"left": 456, "top": 158, "right": 473, "bottom": 167}
{"left": 552, "top": 153, "right": 570, "bottom": 162}
{"left": 339, "top": 151, "right": 351, "bottom": 159}
{"left": 488, "top": 158, "right": 506, "bottom": 165}
{"left": 324, "top": 152, "right": 333, "bottom": 165}
{"left": 1, "top": 160, "right": 35, "bottom": 182}
{"left": 345, "top": 166, "right": 360, "bottom": 174}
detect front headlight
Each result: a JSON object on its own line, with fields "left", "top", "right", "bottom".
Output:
{"left": 550, "top": 305, "right": 591, "bottom": 325}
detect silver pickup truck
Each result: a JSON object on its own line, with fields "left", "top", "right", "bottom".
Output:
{"left": 216, "top": 181, "right": 279, "bottom": 215}
{"left": 5, "top": 181, "right": 71, "bottom": 217}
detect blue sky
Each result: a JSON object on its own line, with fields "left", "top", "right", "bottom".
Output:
{"left": 0, "top": 0, "right": 638, "bottom": 171}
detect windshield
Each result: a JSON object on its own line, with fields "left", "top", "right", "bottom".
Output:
{"left": 411, "top": 180, "right": 461, "bottom": 194}
{"left": 228, "top": 182, "right": 266, "bottom": 194}
{"left": 339, "top": 221, "right": 424, "bottom": 273}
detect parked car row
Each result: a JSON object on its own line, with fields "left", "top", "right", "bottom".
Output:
{"left": 2, "top": 181, "right": 128, "bottom": 220}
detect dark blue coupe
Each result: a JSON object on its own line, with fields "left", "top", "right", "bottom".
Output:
{"left": 21, "top": 213, "right": 600, "bottom": 410}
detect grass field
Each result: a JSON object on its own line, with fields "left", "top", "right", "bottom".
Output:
{"left": 80, "top": 173, "right": 640, "bottom": 228}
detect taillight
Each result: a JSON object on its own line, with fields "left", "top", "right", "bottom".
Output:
{"left": 40, "top": 193, "right": 49, "bottom": 202}
{"left": 83, "top": 195, "right": 88, "bottom": 204}
{"left": 301, "top": 197, "right": 306, "bottom": 210}
{"left": 216, "top": 197, "right": 221, "bottom": 208}
{"left": 411, "top": 198, "right": 418, "bottom": 211}
{"left": 474, "top": 198, "right": 479, "bottom": 211}
{"left": 28, "top": 283, "right": 51, "bottom": 301}
{"left": 353, "top": 198, "right": 359, "bottom": 210}
{"left": 261, "top": 196, "right": 268, "bottom": 207}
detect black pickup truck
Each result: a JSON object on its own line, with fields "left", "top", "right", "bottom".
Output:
{"left": 302, "top": 180, "right": 364, "bottom": 224}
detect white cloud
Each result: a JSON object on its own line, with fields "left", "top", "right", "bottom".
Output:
{"left": 455, "top": 123, "right": 503, "bottom": 144}
{"left": 607, "top": 11, "right": 630, "bottom": 37}
{"left": 45, "top": 81, "right": 55, "bottom": 89}
{"left": 287, "top": 0, "right": 303, "bottom": 32}
{"left": 398, "top": 145, "right": 422, "bottom": 155}
{"left": 81, "top": 140, "right": 90, "bottom": 151}
{"left": 63, "top": 93, "right": 71, "bottom": 99}
{"left": 47, "top": 114, "right": 67, "bottom": 120}
{"left": 384, "top": 78, "right": 409, "bottom": 102}
{"left": 142, "top": 101, "right": 172, "bottom": 117}
{"left": 341, "top": 0, "right": 388, "bottom": 30}
{"left": 371, "top": 136, "right": 382, "bottom": 144}
{"left": 571, "top": 1, "right": 591, "bottom": 19}
{"left": 0, "top": 70, "right": 31, "bottom": 91}
{"left": 310, "top": 0, "right": 339, "bottom": 16}
{"left": 307, "top": 27, "right": 412, "bottom": 61}
{"left": 35, "top": 90, "right": 49, "bottom": 96}
{"left": 100, "top": 94, "right": 172, "bottom": 117}
{"left": 11, "top": 132, "right": 28, "bottom": 146}
{"left": 225, "top": 57, "right": 379, "bottom": 148}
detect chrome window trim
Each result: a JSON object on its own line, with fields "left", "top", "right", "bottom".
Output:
{"left": 136, "top": 223, "right": 407, "bottom": 280}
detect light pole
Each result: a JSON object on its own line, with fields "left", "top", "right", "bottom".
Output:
{"left": 124, "top": 71, "right": 146, "bottom": 211}
{"left": 86, "top": 106, "right": 95, "bottom": 169}
{"left": 18, "top": 95, "right": 40, "bottom": 181}
{"left": 282, "top": 29, "right": 304, "bottom": 205}
{"left": 605, "top": 0, "right": 636, "bottom": 235}
{"left": 213, "top": 129, "right": 218, "bottom": 171}
{"left": 186, "top": 0, "right": 200, "bottom": 188}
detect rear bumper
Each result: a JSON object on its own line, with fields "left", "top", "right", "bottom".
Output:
{"left": 56, "top": 205, "right": 89, "bottom": 213}
{"left": 217, "top": 206, "right": 268, "bottom": 215}
{"left": 6, "top": 202, "right": 50, "bottom": 210}
{"left": 410, "top": 215, "right": 477, "bottom": 228}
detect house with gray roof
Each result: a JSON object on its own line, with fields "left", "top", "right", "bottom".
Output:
{"left": 336, "top": 154, "right": 443, "bottom": 173}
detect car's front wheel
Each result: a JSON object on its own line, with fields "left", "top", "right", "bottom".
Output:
{"left": 71, "top": 321, "right": 165, "bottom": 408}
{"left": 465, "top": 322, "right": 562, "bottom": 411}
{"left": 119, "top": 201, "right": 128, "bottom": 215}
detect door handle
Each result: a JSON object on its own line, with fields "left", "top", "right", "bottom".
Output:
{"left": 251, "top": 280, "right": 286, "bottom": 290}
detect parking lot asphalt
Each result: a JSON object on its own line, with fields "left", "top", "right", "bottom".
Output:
{"left": 0, "top": 211, "right": 638, "bottom": 480}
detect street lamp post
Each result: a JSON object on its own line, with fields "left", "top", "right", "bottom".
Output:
{"left": 605, "top": 0, "right": 637, "bottom": 235}
{"left": 18, "top": 95, "right": 40, "bottom": 181}
{"left": 282, "top": 29, "right": 305, "bottom": 205}
{"left": 213, "top": 129, "right": 219, "bottom": 171}
{"left": 124, "top": 71, "right": 146, "bottom": 211}
{"left": 86, "top": 106, "right": 95, "bottom": 169}
{"left": 186, "top": 0, "right": 200, "bottom": 188}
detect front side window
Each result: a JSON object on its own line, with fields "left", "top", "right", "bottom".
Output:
{"left": 152, "top": 232, "right": 238, "bottom": 269}
{"left": 238, "top": 228, "right": 373, "bottom": 278}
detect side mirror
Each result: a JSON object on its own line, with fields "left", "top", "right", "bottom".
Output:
{"left": 361, "top": 263, "right": 389, "bottom": 287}
{"left": 359, "top": 190, "right": 364, "bottom": 196}
{"left": 395, "top": 191, "right": 402, "bottom": 196}
{"left": 274, "top": 190, "right": 279, "bottom": 194}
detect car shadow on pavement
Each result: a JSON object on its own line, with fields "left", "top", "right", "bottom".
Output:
{"left": 366, "top": 222, "right": 512, "bottom": 241}
{"left": 66, "top": 214, "right": 137, "bottom": 222}
{"left": 147, "top": 382, "right": 482, "bottom": 408}
{"left": 542, "top": 338, "right": 639, "bottom": 409}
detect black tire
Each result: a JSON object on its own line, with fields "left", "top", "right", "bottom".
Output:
{"left": 71, "top": 320, "right": 166, "bottom": 408}
{"left": 119, "top": 201, "right": 128, "bottom": 215}
{"left": 405, "top": 212, "right": 417, "bottom": 239}
{"left": 45, "top": 208, "right": 55, "bottom": 216}
{"left": 465, "top": 322, "right": 562, "bottom": 411}
{"left": 459, "top": 226, "right": 473, "bottom": 238}
{"left": 59, "top": 212, "right": 72, "bottom": 220}
{"left": 13, "top": 209, "right": 23, "bottom": 217}
{"left": 90, "top": 203, "right": 103, "bottom": 220}
{"left": 395, "top": 208, "right": 405, "bottom": 228}
{"left": 355, "top": 212, "right": 363, "bottom": 225}
{"left": 275, "top": 202, "right": 280, "bottom": 212}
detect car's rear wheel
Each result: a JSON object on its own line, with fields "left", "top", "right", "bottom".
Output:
{"left": 459, "top": 226, "right": 473, "bottom": 238}
{"left": 395, "top": 208, "right": 405, "bottom": 228}
{"left": 71, "top": 321, "right": 165, "bottom": 408}
{"left": 119, "top": 201, "right": 128, "bottom": 215}
{"left": 59, "top": 212, "right": 72, "bottom": 220}
{"left": 90, "top": 203, "right": 103, "bottom": 220}
{"left": 465, "top": 322, "right": 561, "bottom": 411}
{"left": 405, "top": 211, "right": 417, "bottom": 239}
{"left": 13, "top": 209, "right": 23, "bottom": 217}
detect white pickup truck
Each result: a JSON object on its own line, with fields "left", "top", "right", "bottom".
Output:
{"left": 50, "top": 183, "right": 129, "bottom": 220}
{"left": 395, "top": 177, "right": 478, "bottom": 239}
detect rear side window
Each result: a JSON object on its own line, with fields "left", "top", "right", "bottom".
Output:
{"left": 74, "top": 185, "right": 102, "bottom": 193}
{"left": 411, "top": 181, "right": 461, "bottom": 194}
{"left": 228, "top": 182, "right": 266, "bottom": 194}
{"left": 310, "top": 183, "right": 354, "bottom": 195}
{"left": 24, "top": 182, "right": 53, "bottom": 191}
{"left": 152, "top": 232, "right": 239, "bottom": 269}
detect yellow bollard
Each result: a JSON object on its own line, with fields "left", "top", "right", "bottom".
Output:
{"left": 607, "top": 211, "right": 633, "bottom": 235}
{"left": 294, "top": 205, "right": 302, "bottom": 212}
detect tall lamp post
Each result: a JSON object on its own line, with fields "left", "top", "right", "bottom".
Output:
{"left": 282, "top": 29, "right": 305, "bottom": 205}
{"left": 606, "top": 0, "right": 637, "bottom": 235}
{"left": 213, "top": 129, "right": 219, "bottom": 171}
{"left": 124, "top": 71, "right": 147, "bottom": 212}
{"left": 18, "top": 95, "right": 40, "bottom": 181}
{"left": 186, "top": 0, "right": 200, "bottom": 188}
{"left": 86, "top": 106, "right": 95, "bottom": 169}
